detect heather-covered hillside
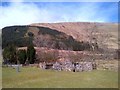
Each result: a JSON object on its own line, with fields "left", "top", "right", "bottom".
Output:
{"left": 2, "top": 25, "right": 93, "bottom": 51}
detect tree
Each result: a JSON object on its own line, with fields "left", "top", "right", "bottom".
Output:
{"left": 17, "top": 50, "right": 27, "bottom": 64}
{"left": 27, "top": 45, "right": 36, "bottom": 64}
{"left": 2, "top": 44, "right": 17, "bottom": 64}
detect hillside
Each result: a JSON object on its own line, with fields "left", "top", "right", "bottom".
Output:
{"left": 31, "top": 22, "right": 118, "bottom": 49}
{"left": 2, "top": 25, "right": 92, "bottom": 51}
{"left": 2, "top": 22, "right": 118, "bottom": 69}
{"left": 2, "top": 22, "right": 118, "bottom": 51}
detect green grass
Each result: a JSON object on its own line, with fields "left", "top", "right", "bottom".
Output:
{"left": 2, "top": 67, "right": 118, "bottom": 88}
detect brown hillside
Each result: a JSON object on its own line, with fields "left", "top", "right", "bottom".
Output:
{"left": 30, "top": 22, "right": 118, "bottom": 49}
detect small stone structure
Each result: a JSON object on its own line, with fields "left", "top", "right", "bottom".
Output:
{"left": 39, "top": 60, "right": 96, "bottom": 72}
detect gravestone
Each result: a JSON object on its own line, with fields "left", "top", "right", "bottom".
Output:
{"left": 16, "top": 65, "right": 20, "bottom": 72}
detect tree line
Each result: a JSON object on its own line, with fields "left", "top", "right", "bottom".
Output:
{"left": 2, "top": 44, "right": 36, "bottom": 65}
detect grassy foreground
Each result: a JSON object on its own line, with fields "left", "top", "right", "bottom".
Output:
{"left": 2, "top": 67, "right": 118, "bottom": 88}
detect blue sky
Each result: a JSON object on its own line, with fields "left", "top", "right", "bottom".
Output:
{"left": 0, "top": 1, "right": 118, "bottom": 29}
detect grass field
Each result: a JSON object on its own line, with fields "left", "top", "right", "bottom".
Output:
{"left": 2, "top": 67, "right": 118, "bottom": 88}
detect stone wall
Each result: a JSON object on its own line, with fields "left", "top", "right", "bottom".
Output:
{"left": 39, "top": 60, "right": 96, "bottom": 72}
{"left": 34, "top": 60, "right": 118, "bottom": 72}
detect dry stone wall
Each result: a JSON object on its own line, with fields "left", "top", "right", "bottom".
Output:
{"left": 39, "top": 60, "right": 96, "bottom": 72}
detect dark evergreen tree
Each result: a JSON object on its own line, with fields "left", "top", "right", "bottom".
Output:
{"left": 27, "top": 45, "right": 36, "bottom": 64}
{"left": 17, "top": 50, "right": 27, "bottom": 64}
{"left": 2, "top": 44, "right": 17, "bottom": 64}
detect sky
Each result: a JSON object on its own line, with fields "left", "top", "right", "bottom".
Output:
{"left": 0, "top": 1, "right": 118, "bottom": 29}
